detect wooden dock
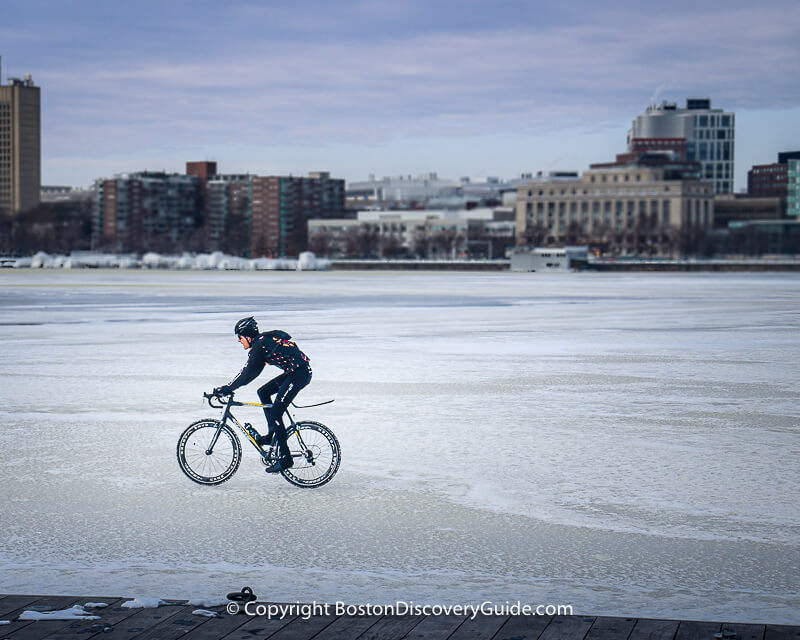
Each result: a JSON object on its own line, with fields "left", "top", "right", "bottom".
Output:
{"left": 1, "top": 595, "right": 798, "bottom": 640}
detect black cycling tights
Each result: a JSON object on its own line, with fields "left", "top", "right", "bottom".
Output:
{"left": 257, "top": 367, "right": 312, "bottom": 458}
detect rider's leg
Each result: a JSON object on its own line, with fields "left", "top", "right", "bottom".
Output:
{"left": 257, "top": 373, "right": 288, "bottom": 445}
{"left": 267, "top": 367, "right": 312, "bottom": 464}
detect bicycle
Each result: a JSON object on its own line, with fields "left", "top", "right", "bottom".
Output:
{"left": 177, "top": 392, "right": 341, "bottom": 488}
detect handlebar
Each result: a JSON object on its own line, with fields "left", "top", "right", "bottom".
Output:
{"left": 204, "top": 391, "right": 230, "bottom": 409}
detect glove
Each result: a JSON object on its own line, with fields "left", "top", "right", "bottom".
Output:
{"left": 214, "top": 385, "right": 232, "bottom": 397}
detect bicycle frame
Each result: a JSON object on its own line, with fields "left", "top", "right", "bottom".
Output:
{"left": 205, "top": 394, "right": 305, "bottom": 458}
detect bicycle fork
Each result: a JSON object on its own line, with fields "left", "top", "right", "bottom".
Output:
{"left": 206, "top": 403, "right": 235, "bottom": 455}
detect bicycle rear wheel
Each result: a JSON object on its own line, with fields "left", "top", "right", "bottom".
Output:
{"left": 281, "top": 421, "right": 340, "bottom": 488}
{"left": 177, "top": 419, "right": 242, "bottom": 485}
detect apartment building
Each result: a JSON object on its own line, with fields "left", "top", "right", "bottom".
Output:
{"left": 93, "top": 166, "right": 344, "bottom": 256}
{"left": 250, "top": 172, "right": 344, "bottom": 257}
{"left": 93, "top": 172, "right": 201, "bottom": 252}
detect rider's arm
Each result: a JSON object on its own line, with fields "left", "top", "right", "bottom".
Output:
{"left": 227, "top": 348, "right": 266, "bottom": 391}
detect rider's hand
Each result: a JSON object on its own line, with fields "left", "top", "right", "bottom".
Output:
{"left": 213, "top": 385, "right": 232, "bottom": 397}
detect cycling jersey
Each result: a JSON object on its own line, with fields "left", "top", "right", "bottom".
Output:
{"left": 228, "top": 330, "right": 311, "bottom": 391}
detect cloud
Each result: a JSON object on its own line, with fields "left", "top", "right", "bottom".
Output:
{"left": 20, "top": 0, "right": 800, "bottom": 184}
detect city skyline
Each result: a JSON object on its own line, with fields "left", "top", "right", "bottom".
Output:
{"left": 2, "top": 0, "right": 799, "bottom": 191}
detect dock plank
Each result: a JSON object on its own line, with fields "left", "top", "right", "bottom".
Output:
{"left": 91, "top": 603, "right": 189, "bottom": 640}
{"left": 0, "top": 596, "right": 45, "bottom": 619}
{"left": 310, "top": 615, "right": 382, "bottom": 640}
{"left": 537, "top": 615, "right": 596, "bottom": 640}
{"left": 216, "top": 612, "right": 297, "bottom": 640}
{"left": 402, "top": 614, "right": 467, "bottom": 639}
{"left": 0, "top": 597, "right": 797, "bottom": 640}
{"left": 176, "top": 610, "right": 253, "bottom": 640}
{"left": 629, "top": 618, "right": 681, "bottom": 640}
{"left": 355, "top": 614, "right": 425, "bottom": 640}
{"left": 46, "top": 598, "right": 142, "bottom": 640}
{"left": 492, "top": 614, "right": 553, "bottom": 640}
{"left": 721, "top": 622, "right": 765, "bottom": 640}
{"left": 1, "top": 596, "right": 86, "bottom": 640}
{"left": 585, "top": 616, "right": 638, "bottom": 640}
{"left": 675, "top": 620, "right": 722, "bottom": 640}
{"left": 264, "top": 613, "right": 338, "bottom": 639}
{"left": 765, "top": 626, "right": 800, "bottom": 640}
{"left": 448, "top": 614, "right": 509, "bottom": 639}
{"left": 130, "top": 605, "right": 220, "bottom": 640}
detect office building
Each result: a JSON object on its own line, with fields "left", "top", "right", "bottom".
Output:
{"left": 748, "top": 151, "right": 800, "bottom": 200}
{"left": 713, "top": 194, "right": 782, "bottom": 228}
{"left": 515, "top": 163, "right": 714, "bottom": 256}
{"left": 0, "top": 59, "right": 40, "bottom": 214}
{"left": 628, "top": 98, "right": 734, "bottom": 194}
{"left": 788, "top": 159, "right": 800, "bottom": 218}
{"left": 308, "top": 207, "right": 516, "bottom": 259}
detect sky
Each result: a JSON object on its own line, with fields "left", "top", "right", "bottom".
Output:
{"left": 2, "top": 0, "right": 799, "bottom": 190}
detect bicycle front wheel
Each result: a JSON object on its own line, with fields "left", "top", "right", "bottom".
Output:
{"left": 281, "top": 421, "right": 341, "bottom": 488}
{"left": 177, "top": 419, "right": 242, "bottom": 485}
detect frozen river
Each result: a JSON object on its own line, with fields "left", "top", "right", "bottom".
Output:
{"left": 1, "top": 269, "right": 798, "bottom": 623}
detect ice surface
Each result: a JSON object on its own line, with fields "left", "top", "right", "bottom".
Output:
{"left": 0, "top": 270, "right": 798, "bottom": 623}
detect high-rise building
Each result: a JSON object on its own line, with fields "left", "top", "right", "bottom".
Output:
{"left": 0, "top": 59, "right": 41, "bottom": 214}
{"left": 250, "top": 172, "right": 344, "bottom": 257}
{"left": 92, "top": 164, "right": 344, "bottom": 255}
{"left": 628, "top": 98, "right": 734, "bottom": 194}
{"left": 93, "top": 172, "right": 200, "bottom": 252}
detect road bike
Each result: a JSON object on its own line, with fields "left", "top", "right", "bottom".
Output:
{"left": 177, "top": 392, "right": 341, "bottom": 488}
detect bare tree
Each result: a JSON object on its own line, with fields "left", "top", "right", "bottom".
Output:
{"left": 308, "top": 231, "right": 332, "bottom": 257}
{"left": 410, "top": 227, "right": 431, "bottom": 259}
{"left": 380, "top": 234, "right": 406, "bottom": 258}
{"left": 343, "top": 226, "right": 379, "bottom": 258}
{"left": 430, "top": 229, "right": 464, "bottom": 259}
{"left": 521, "top": 223, "right": 548, "bottom": 247}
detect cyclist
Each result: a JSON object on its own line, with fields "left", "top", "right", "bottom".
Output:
{"left": 214, "top": 317, "right": 312, "bottom": 473}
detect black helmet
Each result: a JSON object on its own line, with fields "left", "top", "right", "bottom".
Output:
{"left": 234, "top": 316, "right": 259, "bottom": 339}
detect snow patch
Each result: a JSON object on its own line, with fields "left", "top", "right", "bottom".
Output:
{"left": 121, "top": 597, "right": 167, "bottom": 609}
{"left": 18, "top": 605, "right": 100, "bottom": 621}
{"left": 12, "top": 250, "right": 329, "bottom": 270}
{"left": 192, "top": 609, "right": 220, "bottom": 617}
